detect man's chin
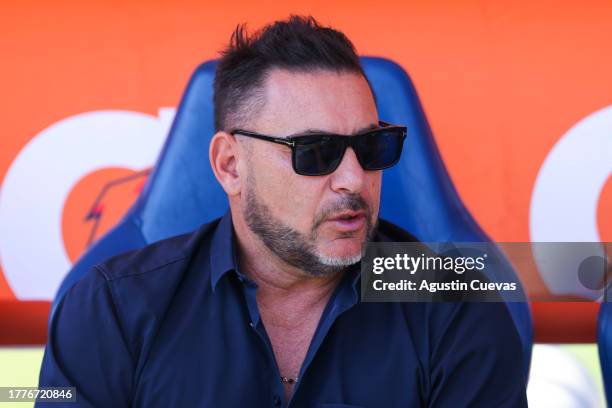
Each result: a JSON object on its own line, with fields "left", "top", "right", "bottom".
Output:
{"left": 315, "top": 244, "right": 363, "bottom": 267}
{"left": 317, "top": 253, "right": 362, "bottom": 268}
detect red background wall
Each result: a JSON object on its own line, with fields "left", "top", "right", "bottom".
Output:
{"left": 1, "top": 0, "right": 610, "bottom": 342}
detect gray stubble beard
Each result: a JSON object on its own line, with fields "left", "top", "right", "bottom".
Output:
{"left": 243, "top": 175, "right": 377, "bottom": 278}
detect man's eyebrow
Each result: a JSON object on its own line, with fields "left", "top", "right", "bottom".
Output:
{"left": 287, "top": 123, "right": 379, "bottom": 137}
{"left": 356, "top": 123, "right": 380, "bottom": 133}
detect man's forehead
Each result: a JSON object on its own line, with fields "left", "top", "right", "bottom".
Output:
{"left": 254, "top": 67, "right": 378, "bottom": 136}
{"left": 262, "top": 67, "right": 369, "bottom": 102}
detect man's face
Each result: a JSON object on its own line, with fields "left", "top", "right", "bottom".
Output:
{"left": 239, "top": 68, "right": 381, "bottom": 276}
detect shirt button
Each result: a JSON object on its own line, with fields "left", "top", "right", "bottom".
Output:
{"left": 273, "top": 395, "right": 281, "bottom": 407}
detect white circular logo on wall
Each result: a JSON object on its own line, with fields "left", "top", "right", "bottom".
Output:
{"left": 0, "top": 109, "right": 175, "bottom": 300}
{"left": 530, "top": 105, "right": 612, "bottom": 298}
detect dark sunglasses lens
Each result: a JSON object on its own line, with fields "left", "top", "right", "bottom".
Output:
{"left": 356, "top": 129, "right": 405, "bottom": 170}
{"left": 294, "top": 137, "right": 345, "bottom": 175}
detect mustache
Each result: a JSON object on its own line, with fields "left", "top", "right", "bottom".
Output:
{"left": 312, "top": 194, "right": 371, "bottom": 230}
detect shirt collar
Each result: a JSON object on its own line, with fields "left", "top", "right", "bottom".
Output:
{"left": 209, "top": 210, "right": 239, "bottom": 291}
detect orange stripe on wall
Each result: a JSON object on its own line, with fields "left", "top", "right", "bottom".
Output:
{"left": 0, "top": 301, "right": 50, "bottom": 345}
{"left": 0, "top": 302, "right": 600, "bottom": 345}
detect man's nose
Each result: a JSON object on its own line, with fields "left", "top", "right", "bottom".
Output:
{"left": 329, "top": 147, "right": 365, "bottom": 193}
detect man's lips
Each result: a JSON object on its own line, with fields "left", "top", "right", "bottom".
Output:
{"left": 325, "top": 211, "right": 366, "bottom": 232}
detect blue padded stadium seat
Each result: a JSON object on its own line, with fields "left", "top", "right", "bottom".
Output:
{"left": 54, "top": 57, "right": 532, "bottom": 377}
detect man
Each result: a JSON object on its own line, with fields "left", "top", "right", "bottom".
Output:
{"left": 38, "top": 16, "right": 527, "bottom": 407}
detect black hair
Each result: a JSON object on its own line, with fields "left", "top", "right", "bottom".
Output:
{"left": 213, "top": 15, "right": 369, "bottom": 132}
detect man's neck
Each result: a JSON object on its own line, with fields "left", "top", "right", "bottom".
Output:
{"left": 231, "top": 213, "right": 344, "bottom": 323}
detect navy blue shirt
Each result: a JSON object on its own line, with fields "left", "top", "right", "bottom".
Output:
{"left": 38, "top": 211, "right": 527, "bottom": 407}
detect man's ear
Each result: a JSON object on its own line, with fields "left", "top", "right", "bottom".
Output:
{"left": 209, "top": 131, "right": 243, "bottom": 196}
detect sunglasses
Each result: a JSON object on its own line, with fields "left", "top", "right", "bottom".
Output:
{"left": 230, "top": 121, "right": 407, "bottom": 176}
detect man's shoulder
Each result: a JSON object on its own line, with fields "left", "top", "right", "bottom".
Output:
{"left": 373, "top": 219, "right": 521, "bottom": 349}
{"left": 94, "top": 218, "right": 221, "bottom": 282}
{"left": 54, "top": 218, "right": 224, "bottom": 363}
